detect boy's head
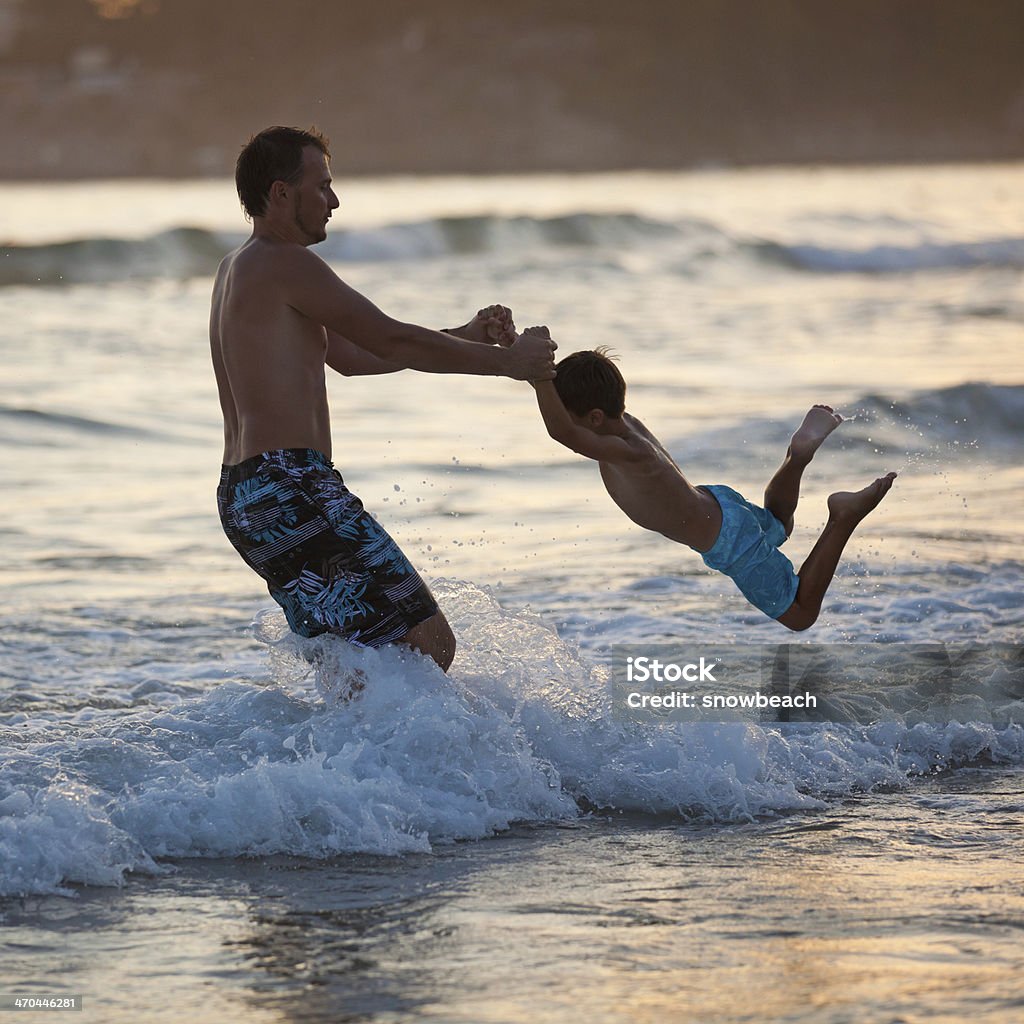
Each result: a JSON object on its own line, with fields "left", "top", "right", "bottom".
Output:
{"left": 553, "top": 348, "right": 626, "bottom": 421}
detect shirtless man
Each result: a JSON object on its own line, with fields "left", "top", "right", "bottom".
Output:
{"left": 211, "top": 127, "right": 556, "bottom": 671}
{"left": 527, "top": 334, "right": 896, "bottom": 630}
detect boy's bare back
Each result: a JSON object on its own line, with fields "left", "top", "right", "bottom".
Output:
{"left": 532, "top": 381, "right": 722, "bottom": 551}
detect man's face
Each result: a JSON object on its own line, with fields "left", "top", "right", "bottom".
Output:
{"left": 292, "top": 146, "right": 340, "bottom": 245}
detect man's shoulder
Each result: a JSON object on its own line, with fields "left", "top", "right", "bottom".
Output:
{"left": 234, "top": 237, "right": 320, "bottom": 266}
{"left": 222, "top": 239, "right": 328, "bottom": 291}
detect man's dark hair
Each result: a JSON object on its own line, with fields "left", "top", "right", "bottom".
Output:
{"left": 553, "top": 348, "right": 626, "bottom": 418}
{"left": 235, "top": 126, "right": 331, "bottom": 219}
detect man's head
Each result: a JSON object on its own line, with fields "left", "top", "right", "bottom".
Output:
{"left": 235, "top": 126, "right": 336, "bottom": 241}
{"left": 553, "top": 348, "right": 626, "bottom": 421}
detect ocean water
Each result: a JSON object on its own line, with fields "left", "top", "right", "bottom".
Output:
{"left": 1, "top": 165, "right": 1022, "bottom": 1022}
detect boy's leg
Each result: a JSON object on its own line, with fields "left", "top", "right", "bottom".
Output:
{"left": 764, "top": 405, "right": 843, "bottom": 536}
{"left": 777, "top": 473, "right": 897, "bottom": 632}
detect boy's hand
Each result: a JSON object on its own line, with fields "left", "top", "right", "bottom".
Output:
{"left": 506, "top": 325, "right": 557, "bottom": 381}
{"left": 521, "top": 326, "right": 553, "bottom": 384}
{"left": 453, "top": 304, "right": 516, "bottom": 345}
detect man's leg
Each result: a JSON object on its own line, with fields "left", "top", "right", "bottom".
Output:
{"left": 764, "top": 405, "right": 844, "bottom": 535}
{"left": 401, "top": 609, "right": 456, "bottom": 672}
{"left": 777, "top": 473, "right": 896, "bottom": 631}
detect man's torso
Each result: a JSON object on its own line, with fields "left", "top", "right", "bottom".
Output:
{"left": 211, "top": 239, "right": 332, "bottom": 465}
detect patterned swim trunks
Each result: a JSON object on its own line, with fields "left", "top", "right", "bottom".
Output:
{"left": 698, "top": 484, "right": 800, "bottom": 620}
{"left": 217, "top": 448, "right": 438, "bottom": 646}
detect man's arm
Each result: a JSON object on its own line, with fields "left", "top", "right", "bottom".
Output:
{"left": 327, "top": 306, "right": 515, "bottom": 376}
{"left": 533, "top": 380, "right": 639, "bottom": 464}
{"left": 283, "top": 248, "right": 552, "bottom": 379}
{"left": 326, "top": 331, "right": 402, "bottom": 376}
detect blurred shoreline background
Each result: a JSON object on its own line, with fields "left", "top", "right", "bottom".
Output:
{"left": 2, "top": 0, "right": 1023, "bottom": 181}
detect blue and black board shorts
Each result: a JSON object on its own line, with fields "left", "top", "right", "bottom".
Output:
{"left": 217, "top": 448, "right": 438, "bottom": 646}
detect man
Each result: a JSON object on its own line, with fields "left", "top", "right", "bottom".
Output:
{"left": 212, "top": 126, "right": 556, "bottom": 671}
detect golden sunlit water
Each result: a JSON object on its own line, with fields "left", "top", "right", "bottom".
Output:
{"left": 2, "top": 166, "right": 1022, "bottom": 1022}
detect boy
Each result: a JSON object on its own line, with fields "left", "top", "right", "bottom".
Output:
{"left": 527, "top": 331, "right": 896, "bottom": 630}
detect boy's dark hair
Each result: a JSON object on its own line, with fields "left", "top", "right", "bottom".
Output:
{"left": 235, "top": 126, "right": 331, "bottom": 219}
{"left": 553, "top": 348, "right": 626, "bottom": 418}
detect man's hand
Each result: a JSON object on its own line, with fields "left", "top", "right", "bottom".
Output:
{"left": 507, "top": 324, "right": 557, "bottom": 381}
{"left": 449, "top": 304, "right": 517, "bottom": 346}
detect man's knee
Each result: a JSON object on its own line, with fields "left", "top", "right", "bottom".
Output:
{"left": 402, "top": 610, "right": 456, "bottom": 672}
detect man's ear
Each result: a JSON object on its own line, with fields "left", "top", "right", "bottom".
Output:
{"left": 269, "top": 179, "right": 290, "bottom": 204}
{"left": 587, "top": 409, "right": 606, "bottom": 428}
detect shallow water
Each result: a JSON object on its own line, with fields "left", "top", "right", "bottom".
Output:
{"left": 1, "top": 164, "right": 1022, "bottom": 1021}
{"left": 4, "top": 767, "right": 1021, "bottom": 1023}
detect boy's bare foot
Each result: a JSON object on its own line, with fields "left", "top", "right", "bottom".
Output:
{"left": 791, "top": 404, "right": 844, "bottom": 462}
{"left": 827, "top": 472, "right": 897, "bottom": 523}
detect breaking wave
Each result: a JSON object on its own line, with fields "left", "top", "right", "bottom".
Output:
{"left": 4, "top": 215, "right": 1024, "bottom": 287}
{"left": 1, "top": 581, "right": 1021, "bottom": 897}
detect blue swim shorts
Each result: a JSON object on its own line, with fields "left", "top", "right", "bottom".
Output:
{"left": 217, "top": 449, "right": 438, "bottom": 646}
{"left": 698, "top": 484, "right": 800, "bottom": 619}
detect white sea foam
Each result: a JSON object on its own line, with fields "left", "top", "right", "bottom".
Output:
{"left": 2, "top": 582, "right": 1020, "bottom": 897}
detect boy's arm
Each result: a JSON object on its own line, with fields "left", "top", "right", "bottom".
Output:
{"left": 533, "top": 380, "right": 639, "bottom": 463}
